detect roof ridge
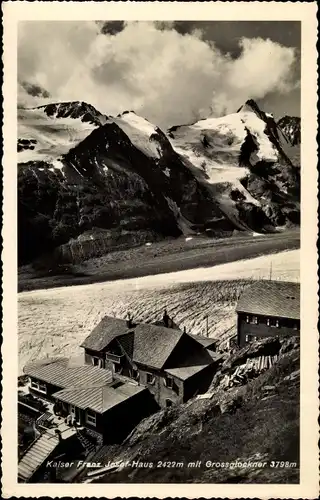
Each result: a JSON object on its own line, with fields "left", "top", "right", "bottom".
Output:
{"left": 55, "top": 381, "right": 113, "bottom": 394}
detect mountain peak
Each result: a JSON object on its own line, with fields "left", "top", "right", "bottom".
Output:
{"left": 30, "top": 101, "right": 107, "bottom": 126}
{"left": 237, "top": 99, "right": 263, "bottom": 115}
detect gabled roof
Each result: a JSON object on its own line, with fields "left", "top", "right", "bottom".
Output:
{"left": 153, "top": 319, "right": 181, "bottom": 330}
{"left": 23, "top": 357, "right": 113, "bottom": 389}
{"left": 188, "top": 334, "right": 216, "bottom": 349}
{"left": 165, "top": 364, "right": 209, "bottom": 381}
{"left": 133, "top": 324, "right": 184, "bottom": 370}
{"left": 236, "top": 280, "right": 300, "bottom": 320}
{"left": 54, "top": 382, "right": 146, "bottom": 414}
{"left": 23, "top": 356, "right": 145, "bottom": 413}
{"left": 80, "top": 316, "right": 133, "bottom": 351}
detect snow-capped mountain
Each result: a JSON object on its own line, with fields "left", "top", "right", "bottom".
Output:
{"left": 18, "top": 99, "right": 300, "bottom": 264}
{"left": 18, "top": 101, "right": 108, "bottom": 162}
{"left": 277, "top": 116, "right": 301, "bottom": 146}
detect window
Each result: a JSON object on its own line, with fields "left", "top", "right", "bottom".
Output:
{"left": 30, "top": 379, "right": 47, "bottom": 394}
{"left": 113, "top": 363, "right": 123, "bottom": 374}
{"left": 268, "top": 318, "right": 280, "bottom": 328}
{"left": 91, "top": 357, "right": 104, "bottom": 368}
{"left": 70, "top": 405, "right": 81, "bottom": 425}
{"left": 293, "top": 323, "right": 298, "bottom": 331}
{"left": 245, "top": 335, "right": 254, "bottom": 342}
{"left": 165, "top": 399, "right": 173, "bottom": 408}
{"left": 131, "top": 368, "right": 139, "bottom": 380}
{"left": 38, "top": 382, "right": 47, "bottom": 394}
{"left": 92, "top": 357, "right": 100, "bottom": 367}
{"left": 146, "top": 372, "right": 155, "bottom": 385}
{"left": 165, "top": 376, "right": 174, "bottom": 389}
{"left": 106, "top": 352, "right": 123, "bottom": 363}
{"left": 86, "top": 410, "right": 96, "bottom": 427}
{"left": 246, "top": 316, "right": 258, "bottom": 325}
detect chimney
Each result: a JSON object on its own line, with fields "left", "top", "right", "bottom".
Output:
{"left": 183, "top": 326, "right": 187, "bottom": 334}
{"left": 163, "top": 309, "right": 170, "bottom": 328}
{"left": 55, "top": 429, "right": 62, "bottom": 442}
{"left": 126, "top": 312, "right": 133, "bottom": 329}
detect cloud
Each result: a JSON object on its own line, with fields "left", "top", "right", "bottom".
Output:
{"left": 98, "top": 21, "right": 125, "bottom": 36}
{"left": 20, "top": 81, "right": 51, "bottom": 98}
{"left": 18, "top": 21, "right": 299, "bottom": 128}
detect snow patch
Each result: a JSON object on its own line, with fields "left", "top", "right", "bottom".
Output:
{"left": 18, "top": 107, "right": 97, "bottom": 163}
{"left": 169, "top": 110, "right": 278, "bottom": 187}
{"left": 109, "top": 112, "right": 162, "bottom": 159}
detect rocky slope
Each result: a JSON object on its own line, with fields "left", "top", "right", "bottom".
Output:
{"left": 18, "top": 100, "right": 300, "bottom": 265}
{"left": 277, "top": 116, "right": 301, "bottom": 147}
{"left": 83, "top": 336, "right": 299, "bottom": 484}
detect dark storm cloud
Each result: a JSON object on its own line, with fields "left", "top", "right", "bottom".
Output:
{"left": 99, "top": 21, "right": 125, "bottom": 36}
{"left": 172, "top": 21, "right": 301, "bottom": 58}
{"left": 20, "top": 81, "right": 51, "bottom": 98}
{"left": 170, "top": 21, "right": 301, "bottom": 118}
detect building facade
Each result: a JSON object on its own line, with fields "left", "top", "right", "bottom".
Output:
{"left": 236, "top": 280, "right": 300, "bottom": 347}
{"left": 81, "top": 312, "right": 221, "bottom": 408}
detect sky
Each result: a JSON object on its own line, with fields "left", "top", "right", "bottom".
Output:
{"left": 18, "top": 21, "right": 300, "bottom": 129}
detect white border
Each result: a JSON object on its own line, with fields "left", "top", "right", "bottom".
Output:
{"left": 2, "top": 2, "right": 319, "bottom": 498}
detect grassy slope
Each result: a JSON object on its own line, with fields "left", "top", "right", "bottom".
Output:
{"left": 93, "top": 340, "right": 299, "bottom": 484}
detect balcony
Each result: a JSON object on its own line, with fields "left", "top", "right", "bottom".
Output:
{"left": 105, "top": 352, "right": 124, "bottom": 364}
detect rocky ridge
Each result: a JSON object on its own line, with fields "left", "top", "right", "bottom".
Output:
{"left": 18, "top": 100, "right": 300, "bottom": 265}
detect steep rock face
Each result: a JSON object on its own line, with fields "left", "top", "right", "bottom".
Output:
{"left": 277, "top": 116, "right": 301, "bottom": 146}
{"left": 18, "top": 100, "right": 300, "bottom": 264}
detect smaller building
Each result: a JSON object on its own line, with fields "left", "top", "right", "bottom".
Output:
{"left": 23, "top": 356, "right": 156, "bottom": 445}
{"left": 236, "top": 280, "right": 300, "bottom": 347}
